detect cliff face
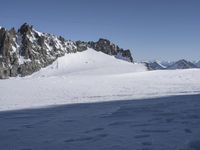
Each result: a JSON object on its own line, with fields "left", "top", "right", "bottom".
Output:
{"left": 0, "top": 23, "right": 134, "bottom": 79}
{"left": 76, "top": 39, "right": 133, "bottom": 62}
{"left": 0, "top": 23, "right": 77, "bottom": 78}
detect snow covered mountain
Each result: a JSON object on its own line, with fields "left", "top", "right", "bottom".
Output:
{"left": 144, "top": 60, "right": 198, "bottom": 70}
{"left": 195, "top": 60, "right": 200, "bottom": 68}
{"left": 76, "top": 39, "right": 133, "bottom": 62}
{"left": 0, "top": 23, "right": 133, "bottom": 79}
{"left": 160, "top": 61, "right": 175, "bottom": 68}
{"left": 167, "top": 59, "right": 197, "bottom": 70}
{"left": 0, "top": 23, "right": 77, "bottom": 79}
{"left": 32, "top": 48, "right": 145, "bottom": 78}
{"left": 144, "top": 61, "right": 166, "bottom": 70}
{"left": 1, "top": 48, "right": 200, "bottom": 112}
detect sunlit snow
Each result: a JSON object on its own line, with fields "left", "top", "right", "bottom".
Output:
{"left": 0, "top": 49, "right": 199, "bottom": 111}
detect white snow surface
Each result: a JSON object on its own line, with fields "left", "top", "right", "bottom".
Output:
{"left": 1, "top": 94, "right": 200, "bottom": 150}
{"left": 0, "top": 48, "right": 200, "bottom": 111}
{"left": 32, "top": 48, "right": 146, "bottom": 77}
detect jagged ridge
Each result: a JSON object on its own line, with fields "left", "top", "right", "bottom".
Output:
{"left": 144, "top": 61, "right": 166, "bottom": 70}
{"left": 0, "top": 23, "right": 133, "bottom": 79}
{"left": 145, "top": 59, "right": 198, "bottom": 70}
{"left": 76, "top": 39, "right": 133, "bottom": 62}
{"left": 167, "top": 59, "right": 197, "bottom": 70}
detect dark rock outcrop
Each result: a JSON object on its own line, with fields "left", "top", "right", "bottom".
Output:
{"left": 144, "top": 61, "right": 166, "bottom": 70}
{"left": 87, "top": 38, "right": 133, "bottom": 62}
{"left": 75, "top": 39, "right": 133, "bottom": 62}
{"left": 76, "top": 41, "right": 88, "bottom": 52}
{"left": 0, "top": 23, "right": 77, "bottom": 78}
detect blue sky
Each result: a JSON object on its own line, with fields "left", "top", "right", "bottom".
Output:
{"left": 0, "top": 0, "right": 200, "bottom": 61}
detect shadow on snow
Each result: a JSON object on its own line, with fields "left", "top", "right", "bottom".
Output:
{"left": 0, "top": 94, "right": 200, "bottom": 150}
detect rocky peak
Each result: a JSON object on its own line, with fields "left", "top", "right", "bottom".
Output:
{"left": 0, "top": 27, "right": 16, "bottom": 58}
{"left": 96, "top": 38, "right": 112, "bottom": 48}
{"left": 75, "top": 38, "right": 133, "bottom": 62}
{"left": 167, "top": 59, "right": 197, "bottom": 69}
{"left": 0, "top": 23, "right": 78, "bottom": 78}
{"left": 90, "top": 38, "right": 117, "bottom": 55}
{"left": 18, "top": 23, "right": 33, "bottom": 35}
{"left": 87, "top": 38, "right": 133, "bottom": 62}
{"left": 144, "top": 61, "right": 166, "bottom": 70}
{"left": 76, "top": 41, "right": 88, "bottom": 52}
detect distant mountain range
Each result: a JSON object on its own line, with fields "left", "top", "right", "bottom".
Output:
{"left": 145, "top": 59, "right": 199, "bottom": 70}
{"left": 144, "top": 61, "right": 166, "bottom": 70}
{"left": 194, "top": 60, "right": 200, "bottom": 68}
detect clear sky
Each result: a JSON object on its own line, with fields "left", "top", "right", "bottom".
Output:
{"left": 0, "top": 0, "right": 200, "bottom": 61}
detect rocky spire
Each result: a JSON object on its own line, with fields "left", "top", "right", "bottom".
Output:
{"left": 18, "top": 23, "right": 33, "bottom": 35}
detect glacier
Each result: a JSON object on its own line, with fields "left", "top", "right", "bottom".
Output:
{"left": 0, "top": 49, "right": 199, "bottom": 111}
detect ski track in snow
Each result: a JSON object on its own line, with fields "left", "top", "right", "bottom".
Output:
{"left": 0, "top": 49, "right": 200, "bottom": 111}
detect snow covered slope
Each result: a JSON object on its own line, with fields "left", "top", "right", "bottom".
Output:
{"left": 0, "top": 49, "right": 200, "bottom": 111}
{"left": 167, "top": 59, "right": 197, "bottom": 69}
{"left": 32, "top": 48, "right": 146, "bottom": 77}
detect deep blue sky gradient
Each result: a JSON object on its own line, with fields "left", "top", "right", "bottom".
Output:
{"left": 0, "top": 0, "right": 200, "bottom": 61}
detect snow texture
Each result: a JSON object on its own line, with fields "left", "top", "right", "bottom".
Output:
{"left": 0, "top": 49, "right": 199, "bottom": 111}
{"left": 0, "top": 49, "right": 200, "bottom": 150}
{"left": 0, "top": 94, "right": 200, "bottom": 150}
